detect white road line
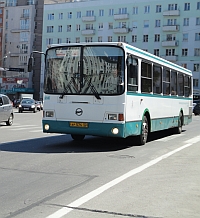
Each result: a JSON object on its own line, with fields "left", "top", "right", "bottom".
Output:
{"left": 46, "top": 136, "right": 200, "bottom": 218}
{"left": 12, "top": 125, "right": 37, "bottom": 128}
{"left": 10, "top": 126, "right": 41, "bottom": 131}
{"left": 30, "top": 130, "right": 43, "bottom": 133}
{"left": 155, "top": 133, "right": 184, "bottom": 142}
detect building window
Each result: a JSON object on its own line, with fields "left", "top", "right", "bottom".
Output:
{"left": 68, "top": 12, "right": 72, "bottom": 19}
{"left": 118, "top": 36, "right": 126, "bottom": 42}
{"left": 47, "top": 26, "right": 54, "bottom": 33}
{"left": 76, "top": 37, "right": 80, "bottom": 43}
{"left": 132, "top": 35, "right": 137, "bottom": 42}
{"left": 86, "top": 10, "right": 94, "bottom": 16}
{"left": 154, "top": 34, "right": 160, "bottom": 42}
{"left": 184, "top": 3, "right": 190, "bottom": 11}
{"left": 194, "top": 48, "right": 200, "bottom": 56}
{"left": 99, "top": 9, "right": 104, "bottom": 16}
{"left": 155, "top": 20, "right": 160, "bottom": 27}
{"left": 48, "top": 13, "right": 54, "bottom": 20}
{"left": 46, "top": 38, "right": 53, "bottom": 45}
{"left": 98, "top": 36, "right": 102, "bottom": 42}
{"left": 183, "top": 33, "right": 188, "bottom": 41}
{"left": 168, "top": 4, "right": 177, "bottom": 10}
{"left": 143, "top": 35, "right": 148, "bottom": 42}
{"left": 109, "top": 9, "right": 114, "bottom": 16}
{"left": 182, "top": 48, "right": 188, "bottom": 56}
{"left": 85, "top": 37, "right": 93, "bottom": 42}
{"left": 108, "top": 36, "right": 112, "bottom": 42}
{"left": 167, "top": 19, "right": 177, "bottom": 25}
{"left": 99, "top": 23, "right": 103, "bottom": 29}
{"left": 76, "top": 24, "right": 80, "bottom": 31}
{"left": 182, "top": 63, "right": 187, "bottom": 68}
{"left": 77, "top": 11, "right": 81, "bottom": 18}
{"left": 194, "top": 64, "right": 200, "bottom": 72}
{"left": 86, "top": 24, "right": 93, "bottom": 30}
{"left": 58, "top": 25, "right": 62, "bottom": 32}
{"left": 193, "top": 79, "right": 199, "bottom": 87}
{"left": 132, "top": 21, "right": 137, "bottom": 28}
{"left": 183, "top": 18, "right": 189, "bottom": 26}
{"left": 195, "top": 33, "right": 200, "bottom": 40}
{"left": 108, "top": 23, "right": 113, "bottom": 29}
{"left": 156, "top": 5, "right": 161, "bottom": 13}
{"left": 144, "top": 5, "right": 150, "bottom": 13}
{"left": 196, "top": 17, "right": 200, "bottom": 25}
{"left": 67, "top": 25, "right": 71, "bottom": 32}
{"left": 197, "top": 2, "right": 200, "bottom": 10}
{"left": 144, "top": 20, "right": 149, "bottom": 28}
{"left": 57, "top": 38, "right": 62, "bottom": 44}
{"left": 133, "top": 7, "right": 138, "bottom": 14}
{"left": 66, "top": 38, "right": 71, "bottom": 43}
{"left": 154, "top": 49, "right": 159, "bottom": 56}
{"left": 167, "top": 34, "right": 176, "bottom": 41}
{"left": 166, "top": 49, "right": 175, "bottom": 56}
{"left": 59, "top": 13, "right": 63, "bottom": 19}
{"left": 119, "top": 8, "right": 127, "bottom": 14}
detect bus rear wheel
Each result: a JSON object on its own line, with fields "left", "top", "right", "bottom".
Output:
{"left": 138, "top": 115, "right": 149, "bottom": 145}
{"left": 174, "top": 112, "right": 183, "bottom": 134}
{"left": 71, "top": 134, "right": 85, "bottom": 141}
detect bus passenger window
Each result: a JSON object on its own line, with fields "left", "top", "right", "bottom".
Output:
{"left": 141, "top": 61, "right": 152, "bottom": 93}
{"left": 177, "top": 73, "right": 184, "bottom": 96}
{"left": 163, "top": 68, "right": 170, "bottom": 95}
{"left": 171, "top": 71, "right": 177, "bottom": 95}
{"left": 127, "top": 58, "right": 138, "bottom": 92}
{"left": 184, "top": 75, "right": 190, "bottom": 97}
{"left": 153, "top": 65, "right": 162, "bottom": 94}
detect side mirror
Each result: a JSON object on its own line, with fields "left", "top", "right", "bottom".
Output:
{"left": 28, "top": 57, "right": 33, "bottom": 72}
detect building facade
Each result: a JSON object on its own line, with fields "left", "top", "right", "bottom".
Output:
{"left": 43, "top": 0, "right": 200, "bottom": 100}
{"left": 0, "top": 0, "right": 43, "bottom": 100}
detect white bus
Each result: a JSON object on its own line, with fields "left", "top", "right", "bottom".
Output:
{"left": 41, "top": 42, "right": 193, "bottom": 145}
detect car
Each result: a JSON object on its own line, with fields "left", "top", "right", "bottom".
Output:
{"left": 18, "top": 98, "right": 37, "bottom": 113}
{"left": 193, "top": 103, "right": 200, "bottom": 116}
{"left": 37, "top": 101, "right": 43, "bottom": 110}
{"left": 0, "top": 94, "right": 14, "bottom": 126}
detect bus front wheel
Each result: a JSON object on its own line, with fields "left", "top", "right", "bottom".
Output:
{"left": 174, "top": 112, "right": 183, "bottom": 134}
{"left": 138, "top": 115, "right": 149, "bottom": 145}
{"left": 71, "top": 134, "right": 85, "bottom": 141}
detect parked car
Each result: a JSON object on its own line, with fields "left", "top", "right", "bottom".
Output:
{"left": 193, "top": 103, "right": 200, "bottom": 116}
{"left": 18, "top": 98, "right": 37, "bottom": 113}
{"left": 0, "top": 94, "right": 14, "bottom": 125}
{"left": 14, "top": 99, "right": 21, "bottom": 108}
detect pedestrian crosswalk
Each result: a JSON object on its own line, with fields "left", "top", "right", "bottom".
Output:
{"left": 9, "top": 124, "right": 43, "bottom": 133}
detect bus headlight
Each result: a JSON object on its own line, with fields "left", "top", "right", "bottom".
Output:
{"left": 111, "top": 128, "right": 119, "bottom": 135}
{"left": 45, "top": 111, "right": 54, "bottom": 117}
{"left": 44, "top": 124, "right": 50, "bottom": 130}
{"left": 108, "top": 114, "right": 117, "bottom": 120}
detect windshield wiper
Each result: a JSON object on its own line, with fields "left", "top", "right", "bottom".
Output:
{"left": 84, "top": 76, "right": 101, "bottom": 100}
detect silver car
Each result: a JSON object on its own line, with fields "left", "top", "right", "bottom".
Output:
{"left": 0, "top": 94, "right": 14, "bottom": 126}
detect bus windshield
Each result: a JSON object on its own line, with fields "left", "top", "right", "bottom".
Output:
{"left": 44, "top": 45, "right": 125, "bottom": 97}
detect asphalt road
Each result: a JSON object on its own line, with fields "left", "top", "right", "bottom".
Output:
{"left": 0, "top": 109, "right": 200, "bottom": 218}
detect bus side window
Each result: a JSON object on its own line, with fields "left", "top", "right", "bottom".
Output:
{"left": 141, "top": 61, "right": 152, "bottom": 93}
{"left": 127, "top": 58, "right": 138, "bottom": 92}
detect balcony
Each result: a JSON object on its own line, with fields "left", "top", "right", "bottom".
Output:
{"left": 82, "top": 16, "right": 96, "bottom": 22}
{"left": 10, "top": 53, "right": 19, "bottom": 57}
{"left": 163, "top": 10, "right": 180, "bottom": 16}
{"left": 162, "top": 40, "right": 179, "bottom": 47}
{"left": 161, "top": 55, "right": 178, "bottom": 62}
{"left": 81, "top": 29, "right": 95, "bottom": 35}
{"left": 163, "top": 25, "right": 179, "bottom": 32}
{"left": 114, "top": 13, "right": 129, "bottom": 20}
{"left": 113, "top": 27, "right": 129, "bottom": 34}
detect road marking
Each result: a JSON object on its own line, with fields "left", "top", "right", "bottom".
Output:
{"left": 30, "top": 130, "right": 43, "bottom": 133}
{"left": 46, "top": 136, "right": 200, "bottom": 218}
{"left": 155, "top": 133, "right": 184, "bottom": 142}
{"left": 10, "top": 126, "right": 41, "bottom": 131}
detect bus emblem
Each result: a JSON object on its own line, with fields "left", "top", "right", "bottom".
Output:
{"left": 75, "top": 108, "right": 83, "bottom": 116}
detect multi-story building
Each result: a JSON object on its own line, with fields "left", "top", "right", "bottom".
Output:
{"left": 1, "top": 0, "right": 43, "bottom": 100}
{"left": 43, "top": 0, "right": 200, "bottom": 101}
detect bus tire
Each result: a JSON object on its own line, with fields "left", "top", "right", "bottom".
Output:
{"left": 71, "top": 134, "right": 85, "bottom": 141}
{"left": 174, "top": 112, "right": 183, "bottom": 134}
{"left": 138, "top": 115, "right": 149, "bottom": 145}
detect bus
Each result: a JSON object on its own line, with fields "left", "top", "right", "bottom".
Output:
{"left": 40, "top": 42, "right": 193, "bottom": 145}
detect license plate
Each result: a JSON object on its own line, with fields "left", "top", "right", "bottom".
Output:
{"left": 24, "top": 108, "right": 29, "bottom": 110}
{"left": 70, "top": 122, "right": 88, "bottom": 128}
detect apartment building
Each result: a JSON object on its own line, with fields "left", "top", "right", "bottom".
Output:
{"left": 1, "top": 0, "right": 43, "bottom": 100}
{"left": 43, "top": 0, "right": 200, "bottom": 100}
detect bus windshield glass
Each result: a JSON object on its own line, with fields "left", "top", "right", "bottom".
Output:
{"left": 44, "top": 45, "right": 125, "bottom": 96}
